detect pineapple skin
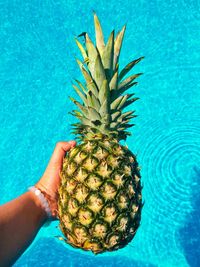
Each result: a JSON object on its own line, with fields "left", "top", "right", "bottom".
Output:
{"left": 58, "top": 137, "right": 142, "bottom": 254}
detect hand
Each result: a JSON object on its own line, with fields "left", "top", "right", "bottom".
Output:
{"left": 35, "top": 141, "right": 76, "bottom": 218}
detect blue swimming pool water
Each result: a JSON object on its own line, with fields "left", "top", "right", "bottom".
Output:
{"left": 0, "top": 0, "right": 200, "bottom": 266}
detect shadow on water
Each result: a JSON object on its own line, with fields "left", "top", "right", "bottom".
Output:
{"left": 14, "top": 238, "right": 155, "bottom": 267}
{"left": 179, "top": 166, "right": 200, "bottom": 267}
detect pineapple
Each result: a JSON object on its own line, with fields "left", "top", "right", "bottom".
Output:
{"left": 58, "top": 13, "right": 144, "bottom": 254}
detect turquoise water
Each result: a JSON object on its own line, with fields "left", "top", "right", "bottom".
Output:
{"left": 0, "top": 0, "right": 200, "bottom": 266}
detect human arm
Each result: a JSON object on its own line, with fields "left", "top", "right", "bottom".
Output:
{"left": 0, "top": 141, "right": 76, "bottom": 266}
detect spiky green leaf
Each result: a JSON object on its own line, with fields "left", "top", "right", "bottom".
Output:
{"left": 118, "top": 57, "right": 144, "bottom": 81}
{"left": 76, "top": 59, "right": 93, "bottom": 83}
{"left": 75, "top": 39, "right": 88, "bottom": 61}
{"left": 75, "top": 79, "right": 87, "bottom": 94}
{"left": 120, "top": 97, "right": 139, "bottom": 109}
{"left": 102, "top": 30, "right": 114, "bottom": 79}
{"left": 120, "top": 111, "right": 135, "bottom": 120}
{"left": 120, "top": 119, "right": 131, "bottom": 125}
{"left": 119, "top": 123, "right": 135, "bottom": 129}
{"left": 69, "top": 97, "right": 89, "bottom": 117}
{"left": 71, "top": 110, "right": 92, "bottom": 126}
{"left": 98, "top": 80, "right": 110, "bottom": 124}
{"left": 99, "top": 80, "right": 110, "bottom": 105}
{"left": 113, "top": 25, "right": 126, "bottom": 71}
{"left": 72, "top": 84, "right": 87, "bottom": 105}
{"left": 87, "top": 91, "right": 101, "bottom": 110}
{"left": 109, "top": 71, "right": 118, "bottom": 91}
{"left": 76, "top": 59, "right": 99, "bottom": 97}
{"left": 94, "top": 13, "right": 105, "bottom": 56}
{"left": 94, "top": 53, "right": 106, "bottom": 89}
{"left": 110, "top": 121, "right": 120, "bottom": 129}
{"left": 115, "top": 82, "right": 137, "bottom": 97}
{"left": 117, "top": 95, "right": 129, "bottom": 110}
{"left": 111, "top": 111, "right": 121, "bottom": 121}
{"left": 85, "top": 34, "right": 98, "bottom": 76}
{"left": 88, "top": 106, "right": 102, "bottom": 121}
{"left": 110, "top": 95, "right": 124, "bottom": 110}
{"left": 118, "top": 73, "right": 143, "bottom": 90}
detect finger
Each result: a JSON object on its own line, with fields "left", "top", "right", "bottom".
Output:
{"left": 50, "top": 141, "right": 76, "bottom": 165}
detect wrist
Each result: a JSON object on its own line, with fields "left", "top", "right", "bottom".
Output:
{"left": 28, "top": 190, "right": 48, "bottom": 221}
{"left": 34, "top": 182, "right": 58, "bottom": 218}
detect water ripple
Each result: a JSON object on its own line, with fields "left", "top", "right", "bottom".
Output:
{"left": 131, "top": 118, "right": 200, "bottom": 265}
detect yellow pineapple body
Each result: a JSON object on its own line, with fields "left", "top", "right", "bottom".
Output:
{"left": 58, "top": 138, "right": 142, "bottom": 254}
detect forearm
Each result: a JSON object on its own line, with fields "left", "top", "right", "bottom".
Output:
{"left": 0, "top": 191, "right": 47, "bottom": 266}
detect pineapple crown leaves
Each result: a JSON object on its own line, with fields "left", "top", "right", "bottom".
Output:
{"left": 70, "top": 13, "right": 144, "bottom": 141}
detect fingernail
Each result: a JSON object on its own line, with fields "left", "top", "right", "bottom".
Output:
{"left": 69, "top": 140, "right": 76, "bottom": 147}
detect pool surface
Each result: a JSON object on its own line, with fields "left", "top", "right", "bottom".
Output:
{"left": 0, "top": 0, "right": 200, "bottom": 266}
